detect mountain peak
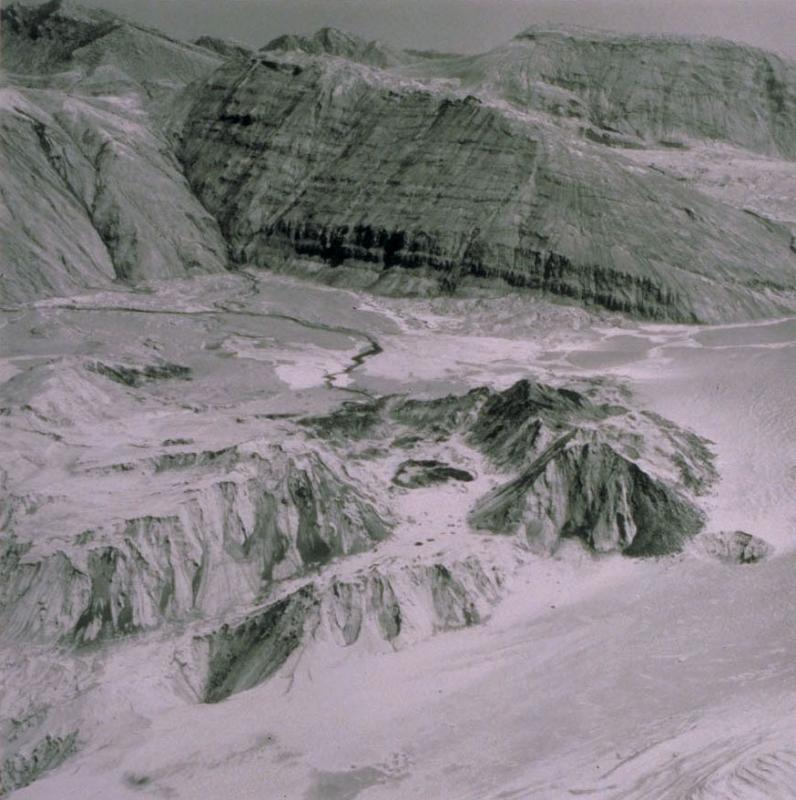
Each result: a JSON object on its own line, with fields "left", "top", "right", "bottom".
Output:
{"left": 262, "top": 26, "right": 405, "bottom": 67}
{"left": 1, "top": 0, "right": 120, "bottom": 30}
{"left": 0, "top": 0, "right": 123, "bottom": 74}
{"left": 314, "top": 26, "right": 360, "bottom": 45}
{"left": 1, "top": 0, "right": 221, "bottom": 84}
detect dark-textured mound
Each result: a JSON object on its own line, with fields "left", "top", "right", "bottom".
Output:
{"left": 88, "top": 361, "right": 192, "bottom": 387}
{"left": 202, "top": 586, "right": 316, "bottom": 703}
{"left": 303, "top": 379, "right": 714, "bottom": 556}
{"left": 0, "top": 731, "right": 78, "bottom": 795}
{"left": 468, "top": 434, "right": 704, "bottom": 555}
{"left": 392, "top": 459, "right": 475, "bottom": 488}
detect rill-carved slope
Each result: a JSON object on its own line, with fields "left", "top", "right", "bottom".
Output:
{"left": 190, "top": 556, "right": 502, "bottom": 703}
{"left": 3, "top": 3, "right": 796, "bottom": 318}
{"left": 0, "top": 446, "right": 390, "bottom": 645}
{"left": 424, "top": 26, "right": 796, "bottom": 158}
{"left": 179, "top": 52, "right": 796, "bottom": 322}
{"left": 1, "top": 379, "right": 713, "bottom": 649}
{"left": 0, "top": 0, "right": 229, "bottom": 303}
{"left": 0, "top": 371, "right": 716, "bottom": 788}
{"left": 0, "top": 88, "right": 229, "bottom": 302}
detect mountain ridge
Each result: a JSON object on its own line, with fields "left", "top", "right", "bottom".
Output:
{"left": 262, "top": 26, "right": 411, "bottom": 68}
{"left": 2, "top": 1, "right": 796, "bottom": 320}
{"left": 1, "top": 0, "right": 223, "bottom": 83}
{"left": 411, "top": 23, "right": 796, "bottom": 159}
{"left": 178, "top": 48, "right": 796, "bottom": 322}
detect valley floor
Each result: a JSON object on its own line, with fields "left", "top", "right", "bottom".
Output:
{"left": 2, "top": 271, "right": 795, "bottom": 800}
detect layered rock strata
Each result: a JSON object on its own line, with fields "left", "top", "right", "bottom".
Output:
{"left": 179, "top": 50, "right": 796, "bottom": 321}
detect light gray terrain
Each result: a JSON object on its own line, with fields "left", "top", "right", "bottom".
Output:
{"left": 1, "top": 3, "right": 795, "bottom": 799}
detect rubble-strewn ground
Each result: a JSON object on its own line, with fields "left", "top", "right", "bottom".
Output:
{"left": 2, "top": 270, "right": 794, "bottom": 799}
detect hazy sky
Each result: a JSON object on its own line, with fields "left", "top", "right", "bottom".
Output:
{"left": 33, "top": 0, "right": 796, "bottom": 58}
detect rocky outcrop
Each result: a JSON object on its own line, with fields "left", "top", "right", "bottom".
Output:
{"left": 189, "top": 556, "right": 503, "bottom": 702}
{"left": 200, "top": 585, "right": 315, "bottom": 703}
{"left": 392, "top": 459, "right": 475, "bottom": 488}
{"left": 465, "top": 380, "right": 613, "bottom": 468}
{"left": 304, "top": 382, "right": 612, "bottom": 454}
{"left": 695, "top": 530, "right": 774, "bottom": 563}
{"left": 468, "top": 433, "right": 704, "bottom": 554}
{"left": 0, "top": 731, "right": 78, "bottom": 796}
{"left": 322, "top": 558, "right": 503, "bottom": 643}
{"left": 87, "top": 360, "right": 192, "bottom": 387}
{"left": 179, "top": 50, "right": 796, "bottom": 322}
{"left": 0, "top": 447, "right": 390, "bottom": 644}
{"left": 0, "top": 364, "right": 716, "bottom": 791}
{"left": 303, "top": 379, "right": 715, "bottom": 556}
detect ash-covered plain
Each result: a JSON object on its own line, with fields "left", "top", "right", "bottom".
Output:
{"left": 1, "top": 3, "right": 796, "bottom": 799}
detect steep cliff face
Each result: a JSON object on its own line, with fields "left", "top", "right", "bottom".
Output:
{"left": 179, "top": 51, "right": 796, "bottom": 322}
{"left": 423, "top": 27, "right": 796, "bottom": 158}
{"left": 0, "top": 90, "right": 115, "bottom": 300}
{"left": 4, "top": 4, "right": 796, "bottom": 318}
